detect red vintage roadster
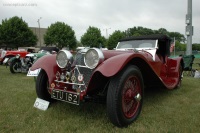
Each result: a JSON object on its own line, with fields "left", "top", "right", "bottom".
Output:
{"left": 29, "top": 34, "right": 183, "bottom": 127}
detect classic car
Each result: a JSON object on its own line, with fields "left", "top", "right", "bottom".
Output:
{"left": 10, "top": 50, "right": 50, "bottom": 73}
{"left": 28, "top": 34, "right": 184, "bottom": 127}
{"left": 0, "top": 47, "right": 39, "bottom": 65}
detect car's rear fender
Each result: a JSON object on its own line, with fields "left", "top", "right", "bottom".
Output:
{"left": 166, "top": 57, "right": 183, "bottom": 75}
{"left": 30, "top": 54, "right": 59, "bottom": 84}
{"left": 161, "top": 57, "right": 184, "bottom": 89}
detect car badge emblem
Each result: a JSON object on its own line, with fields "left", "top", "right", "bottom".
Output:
{"left": 51, "top": 83, "right": 55, "bottom": 88}
{"left": 78, "top": 74, "right": 84, "bottom": 82}
{"left": 71, "top": 75, "right": 76, "bottom": 83}
{"left": 60, "top": 73, "right": 65, "bottom": 81}
{"left": 66, "top": 75, "right": 70, "bottom": 82}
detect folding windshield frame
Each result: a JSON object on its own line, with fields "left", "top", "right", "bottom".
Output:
{"left": 116, "top": 39, "right": 158, "bottom": 50}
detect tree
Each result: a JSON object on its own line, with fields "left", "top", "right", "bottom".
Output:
{"left": 44, "top": 22, "right": 76, "bottom": 49}
{"left": 76, "top": 41, "right": 83, "bottom": 47}
{"left": 107, "top": 30, "right": 125, "bottom": 50}
{"left": 125, "top": 26, "right": 186, "bottom": 44}
{"left": 81, "top": 26, "right": 104, "bottom": 48}
{"left": 0, "top": 24, "right": 2, "bottom": 45}
{"left": 101, "top": 36, "right": 107, "bottom": 48}
{"left": 127, "top": 26, "right": 155, "bottom": 37}
{"left": 168, "top": 32, "right": 185, "bottom": 43}
{"left": 0, "top": 16, "right": 37, "bottom": 48}
{"left": 192, "top": 43, "right": 200, "bottom": 51}
{"left": 157, "top": 28, "right": 168, "bottom": 35}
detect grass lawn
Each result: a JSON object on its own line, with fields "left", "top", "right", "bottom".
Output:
{"left": 0, "top": 59, "right": 200, "bottom": 133}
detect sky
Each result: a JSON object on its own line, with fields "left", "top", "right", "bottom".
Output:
{"left": 0, "top": 0, "right": 200, "bottom": 43}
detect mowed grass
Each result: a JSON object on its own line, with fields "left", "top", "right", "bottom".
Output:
{"left": 0, "top": 59, "right": 200, "bottom": 133}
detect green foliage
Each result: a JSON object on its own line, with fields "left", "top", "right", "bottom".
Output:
{"left": 192, "top": 43, "right": 200, "bottom": 51}
{"left": 168, "top": 32, "right": 185, "bottom": 43}
{"left": 80, "top": 26, "right": 104, "bottom": 48}
{"left": 101, "top": 36, "right": 107, "bottom": 48}
{"left": 76, "top": 41, "right": 83, "bottom": 47}
{"left": 0, "top": 16, "right": 37, "bottom": 48}
{"left": 44, "top": 22, "right": 76, "bottom": 49}
{"left": 157, "top": 28, "right": 168, "bottom": 35}
{"left": 127, "top": 26, "right": 155, "bottom": 37}
{"left": 107, "top": 30, "right": 125, "bottom": 50}
{"left": 175, "top": 41, "right": 186, "bottom": 51}
{"left": 125, "top": 26, "right": 185, "bottom": 43}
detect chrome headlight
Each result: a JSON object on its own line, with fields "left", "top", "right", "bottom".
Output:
{"left": 84, "top": 48, "right": 104, "bottom": 69}
{"left": 56, "top": 50, "right": 73, "bottom": 68}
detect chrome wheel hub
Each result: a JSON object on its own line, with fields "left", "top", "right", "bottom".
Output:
{"left": 134, "top": 93, "right": 141, "bottom": 102}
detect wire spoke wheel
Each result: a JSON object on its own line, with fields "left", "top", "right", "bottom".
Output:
{"left": 122, "top": 76, "right": 142, "bottom": 118}
{"left": 107, "top": 65, "right": 144, "bottom": 127}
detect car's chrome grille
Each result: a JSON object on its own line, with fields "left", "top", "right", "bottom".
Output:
{"left": 74, "top": 67, "right": 93, "bottom": 87}
{"left": 74, "top": 52, "right": 93, "bottom": 90}
{"left": 75, "top": 52, "right": 85, "bottom": 65}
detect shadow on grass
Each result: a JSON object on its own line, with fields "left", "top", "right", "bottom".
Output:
{"left": 46, "top": 87, "right": 178, "bottom": 125}
{"left": 48, "top": 100, "right": 107, "bottom": 121}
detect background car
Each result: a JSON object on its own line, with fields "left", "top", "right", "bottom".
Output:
{"left": 0, "top": 47, "right": 39, "bottom": 65}
{"left": 9, "top": 50, "right": 50, "bottom": 73}
{"left": 29, "top": 34, "right": 184, "bottom": 127}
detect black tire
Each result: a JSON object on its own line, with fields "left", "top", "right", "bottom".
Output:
{"left": 36, "top": 70, "right": 52, "bottom": 102}
{"left": 107, "top": 65, "right": 144, "bottom": 127}
{"left": 10, "top": 59, "right": 20, "bottom": 73}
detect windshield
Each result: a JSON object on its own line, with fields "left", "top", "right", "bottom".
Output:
{"left": 116, "top": 40, "right": 157, "bottom": 50}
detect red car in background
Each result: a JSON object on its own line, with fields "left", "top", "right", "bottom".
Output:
{"left": 0, "top": 47, "right": 39, "bottom": 65}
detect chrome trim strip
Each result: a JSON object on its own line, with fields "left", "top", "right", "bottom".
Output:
{"left": 54, "top": 80, "right": 85, "bottom": 86}
{"left": 75, "top": 65, "right": 89, "bottom": 68}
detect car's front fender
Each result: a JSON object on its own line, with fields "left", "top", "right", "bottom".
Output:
{"left": 30, "top": 54, "right": 58, "bottom": 84}
{"left": 94, "top": 53, "right": 148, "bottom": 77}
{"left": 9, "top": 57, "right": 18, "bottom": 62}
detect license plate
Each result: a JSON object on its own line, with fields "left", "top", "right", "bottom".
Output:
{"left": 51, "top": 89, "right": 80, "bottom": 105}
{"left": 27, "top": 68, "right": 41, "bottom": 76}
{"left": 3, "top": 58, "right": 9, "bottom": 64}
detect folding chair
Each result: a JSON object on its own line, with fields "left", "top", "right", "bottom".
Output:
{"left": 182, "top": 55, "right": 195, "bottom": 77}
